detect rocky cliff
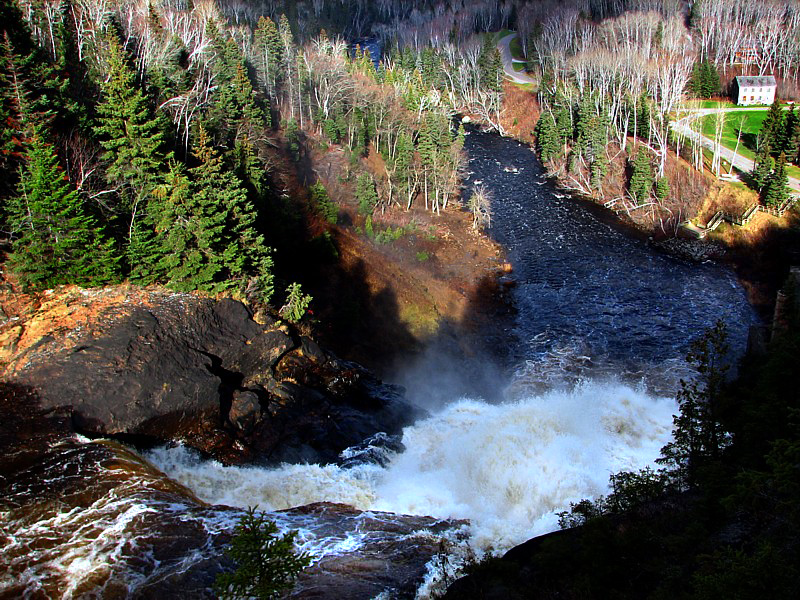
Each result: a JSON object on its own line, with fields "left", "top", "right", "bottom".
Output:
{"left": 0, "top": 286, "right": 423, "bottom": 464}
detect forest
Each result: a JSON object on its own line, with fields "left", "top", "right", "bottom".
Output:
{"left": 0, "top": 0, "right": 507, "bottom": 307}
{"left": 6, "top": 0, "right": 800, "bottom": 293}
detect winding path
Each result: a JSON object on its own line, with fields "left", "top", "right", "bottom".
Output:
{"left": 497, "top": 33, "right": 537, "bottom": 85}
{"left": 671, "top": 107, "right": 800, "bottom": 192}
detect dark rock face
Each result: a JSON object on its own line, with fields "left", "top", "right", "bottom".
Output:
{"left": 5, "top": 290, "right": 423, "bottom": 465}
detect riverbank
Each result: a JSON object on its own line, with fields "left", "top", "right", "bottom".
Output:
{"left": 504, "top": 89, "right": 798, "bottom": 320}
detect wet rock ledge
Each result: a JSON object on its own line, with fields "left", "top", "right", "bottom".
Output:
{"left": 0, "top": 286, "right": 423, "bottom": 465}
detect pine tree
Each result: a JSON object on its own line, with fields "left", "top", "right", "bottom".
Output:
{"left": 356, "top": 172, "right": 378, "bottom": 215}
{"left": 629, "top": 150, "right": 653, "bottom": 204}
{"left": 763, "top": 152, "right": 789, "bottom": 208}
{"left": 752, "top": 141, "right": 774, "bottom": 191}
{"left": 655, "top": 176, "right": 671, "bottom": 202}
{"left": 6, "top": 132, "right": 119, "bottom": 290}
{"left": 94, "top": 33, "right": 169, "bottom": 243}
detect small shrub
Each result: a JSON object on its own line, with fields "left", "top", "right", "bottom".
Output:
{"left": 279, "top": 283, "right": 312, "bottom": 323}
{"left": 214, "top": 507, "right": 310, "bottom": 600}
{"left": 416, "top": 251, "right": 430, "bottom": 262}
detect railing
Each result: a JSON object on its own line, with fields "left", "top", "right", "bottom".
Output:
{"left": 682, "top": 195, "right": 798, "bottom": 238}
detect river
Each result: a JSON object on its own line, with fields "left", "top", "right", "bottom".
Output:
{"left": 1, "top": 131, "right": 760, "bottom": 598}
{"left": 465, "top": 130, "right": 756, "bottom": 393}
{"left": 147, "top": 131, "right": 758, "bottom": 563}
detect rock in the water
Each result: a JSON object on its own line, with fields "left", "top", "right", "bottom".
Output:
{"left": 228, "top": 390, "right": 261, "bottom": 433}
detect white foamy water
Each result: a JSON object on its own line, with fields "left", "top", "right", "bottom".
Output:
{"left": 148, "top": 380, "right": 676, "bottom": 553}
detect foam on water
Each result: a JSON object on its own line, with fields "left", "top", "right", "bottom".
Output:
{"left": 148, "top": 379, "right": 676, "bottom": 553}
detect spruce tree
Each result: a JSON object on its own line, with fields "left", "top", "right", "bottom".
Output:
{"left": 655, "top": 176, "right": 671, "bottom": 202}
{"left": 94, "top": 33, "right": 169, "bottom": 244}
{"left": 763, "top": 152, "right": 789, "bottom": 208}
{"left": 760, "top": 98, "right": 785, "bottom": 155}
{"left": 555, "top": 104, "right": 572, "bottom": 154}
{"left": 752, "top": 142, "right": 774, "bottom": 191}
{"left": 629, "top": 150, "right": 653, "bottom": 204}
{"left": 478, "top": 36, "right": 502, "bottom": 92}
{"left": 781, "top": 105, "right": 799, "bottom": 159}
{"left": 253, "top": 16, "right": 283, "bottom": 97}
{"left": 356, "top": 172, "right": 378, "bottom": 215}
{"left": 179, "top": 127, "right": 273, "bottom": 296}
{"left": 7, "top": 132, "right": 119, "bottom": 290}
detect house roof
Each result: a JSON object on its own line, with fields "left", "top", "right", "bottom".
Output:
{"left": 735, "top": 75, "right": 777, "bottom": 88}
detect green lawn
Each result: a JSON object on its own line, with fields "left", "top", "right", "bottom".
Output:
{"left": 700, "top": 110, "right": 800, "bottom": 179}
{"left": 509, "top": 36, "right": 524, "bottom": 60}
{"left": 700, "top": 110, "right": 767, "bottom": 161}
{"left": 690, "top": 99, "right": 738, "bottom": 109}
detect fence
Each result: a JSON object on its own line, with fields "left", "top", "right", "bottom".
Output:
{"left": 686, "top": 195, "right": 798, "bottom": 237}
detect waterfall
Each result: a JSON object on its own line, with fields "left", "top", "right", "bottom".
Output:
{"left": 148, "top": 379, "right": 676, "bottom": 554}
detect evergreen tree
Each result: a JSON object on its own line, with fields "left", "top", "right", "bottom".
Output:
{"left": 310, "top": 181, "right": 337, "bottom": 224}
{"left": 690, "top": 60, "right": 720, "bottom": 98}
{"left": 94, "top": 33, "right": 169, "bottom": 244}
{"left": 751, "top": 141, "right": 774, "bottom": 191}
{"left": 781, "top": 105, "right": 800, "bottom": 159}
{"left": 356, "top": 172, "right": 378, "bottom": 215}
{"left": 689, "top": 0, "right": 703, "bottom": 29}
{"left": 655, "top": 176, "right": 671, "bottom": 202}
{"left": 637, "top": 92, "right": 652, "bottom": 140}
{"left": 574, "top": 95, "right": 595, "bottom": 156}
{"left": 629, "top": 150, "right": 653, "bottom": 204}
{"left": 181, "top": 127, "right": 273, "bottom": 296}
{"left": 279, "top": 282, "right": 312, "bottom": 323}
{"left": 214, "top": 507, "right": 309, "bottom": 600}
{"left": 759, "top": 98, "right": 785, "bottom": 155}
{"left": 763, "top": 152, "right": 789, "bottom": 208}
{"left": 657, "top": 321, "right": 729, "bottom": 489}
{"left": 555, "top": 104, "right": 572, "bottom": 154}
{"left": 253, "top": 16, "right": 283, "bottom": 98}
{"left": 6, "top": 132, "right": 118, "bottom": 290}
{"left": 478, "top": 36, "right": 502, "bottom": 93}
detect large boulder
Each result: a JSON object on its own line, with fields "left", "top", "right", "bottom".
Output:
{"left": 1, "top": 287, "right": 422, "bottom": 464}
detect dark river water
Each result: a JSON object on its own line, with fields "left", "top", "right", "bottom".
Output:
{"left": 464, "top": 130, "right": 758, "bottom": 392}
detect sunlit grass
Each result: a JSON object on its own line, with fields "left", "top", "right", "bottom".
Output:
{"left": 700, "top": 110, "right": 800, "bottom": 179}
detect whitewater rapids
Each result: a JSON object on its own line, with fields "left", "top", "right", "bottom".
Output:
{"left": 148, "top": 379, "right": 676, "bottom": 553}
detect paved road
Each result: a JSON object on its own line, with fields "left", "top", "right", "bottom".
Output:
{"left": 671, "top": 107, "right": 800, "bottom": 191}
{"left": 497, "top": 33, "right": 537, "bottom": 85}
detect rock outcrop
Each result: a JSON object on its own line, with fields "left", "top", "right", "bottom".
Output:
{"left": 1, "top": 286, "right": 423, "bottom": 464}
{"left": 0, "top": 391, "right": 463, "bottom": 600}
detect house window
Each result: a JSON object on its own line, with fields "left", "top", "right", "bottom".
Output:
{"left": 751, "top": 96, "right": 755, "bottom": 101}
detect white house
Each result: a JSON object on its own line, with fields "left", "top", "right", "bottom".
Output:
{"left": 734, "top": 75, "right": 777, "bottom": 106}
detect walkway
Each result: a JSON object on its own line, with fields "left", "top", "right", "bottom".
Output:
{"left": 670, "top": 107, "right": 800, "bottom": 192}
{"left": 496, "top": 33, "right": 537, "bottom": 86}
